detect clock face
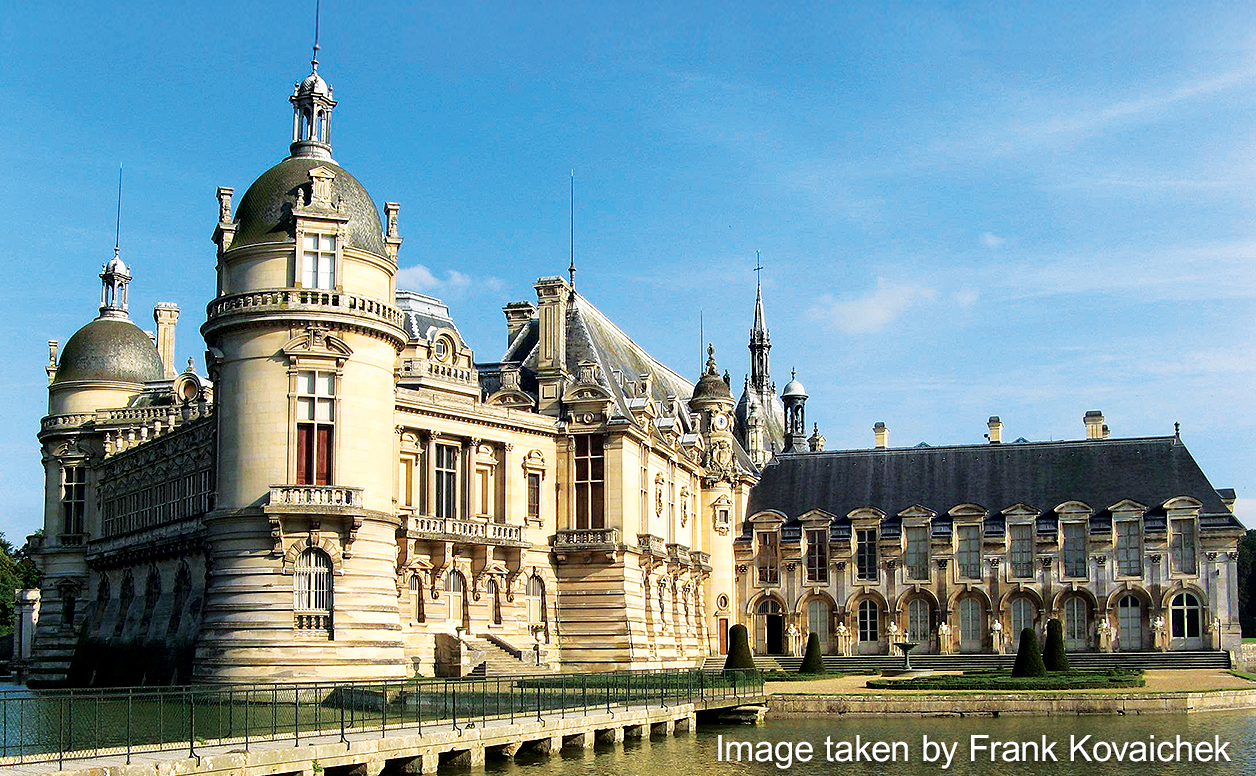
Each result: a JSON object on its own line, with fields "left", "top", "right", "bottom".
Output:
{"left": 713, "top": 413, "right": 729, "bottom": 430}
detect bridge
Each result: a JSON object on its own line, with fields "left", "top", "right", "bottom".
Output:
{"left": 0, "top": 669, "right": 765, "bottom": 776}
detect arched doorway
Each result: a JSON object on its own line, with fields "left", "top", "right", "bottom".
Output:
{"left": 806, "top": 598, "right": 831, "bottom": 653}
{"left": 756, "top": 598, "right": 785, "bottom": 655}
{"left": 856, "top": 599, "right": 880, "bottom": 654}
{"left": 1117, "top": 594, "right": 1144, "bottom": 651}
{"left": 1063, "top": 595, "right": 1090, "bottom": 650}
{"left": 444, "top": 571, "right": 467, "bottom": 627}
{"left": 1010, "top": 596, "right": 1037, "bottom": 649}
{"left": 907, "top": 598, "right": 931, "bottom": 648}
{"left": 957, "top": 597, "right": 985, "bottom": 653}
{"left": 1169, "top": 592, "right": 1204, "bottom": 650}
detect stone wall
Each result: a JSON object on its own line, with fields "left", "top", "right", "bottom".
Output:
{"left": 1232, "top": 642, "right": 1256, "bottom": 671}
{"left": 769, "top": 689, "right": 1256, "bottom": 717}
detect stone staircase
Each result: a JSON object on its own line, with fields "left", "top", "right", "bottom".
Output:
{"left": 701, "top": 650, "right": 1231, "bottom": 673}
{"left": 466, "top": 635, "right": 542, "bottom": 676}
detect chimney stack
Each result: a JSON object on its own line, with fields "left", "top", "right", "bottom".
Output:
{"left": 987, "top": 416, "right": 1003, "bottom": 444}
{"left": 1084, "top": 410, "right": 1106, "bottom": 440}
{"left": 154, "top": 303, "right": 180, "bottom": 379}
{"left": 502, "top": 301, "right": 536, "bottom": 346}
{"left": 874, "top": 421, "right": 888, "bottom": 449}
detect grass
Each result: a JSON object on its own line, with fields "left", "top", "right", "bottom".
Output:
{"left": 864, "top": 668, "right": 1144, "bottom": 691}
{"left": 760, "top": 670, "right": 876, "bottom": 682}
{"left": 1228, "top": 669, "right": 1256, "bottom": 682}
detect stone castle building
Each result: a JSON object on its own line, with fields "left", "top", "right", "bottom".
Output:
{"left": 24, "top": 53, "right": 1244, "bottom": 687}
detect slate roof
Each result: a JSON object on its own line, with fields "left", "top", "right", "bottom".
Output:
{"left": 53, "top": 317, "right": 164, "bottom": 386}
{"left": 746, "top": 436, "right": 1242, "bottom": 541}
{"left": 396, "top": 290, "right": 465, "bottom": 346}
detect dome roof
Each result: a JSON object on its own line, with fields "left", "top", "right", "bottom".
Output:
{"left": 297, "top": 72, "right": 332, "bottom": 99}
{"left": 53, "top": 318, "right": 164, "bottom": 386}
{"left": 231, "top": 156, "right": 385, "bottom": 256}
{"left": 782, "top": 370, "right": 807, "bottom": 398}
{"left": 689, "top": 345, "right": 733, "bottom": 405}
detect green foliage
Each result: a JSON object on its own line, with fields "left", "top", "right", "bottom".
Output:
{"left": 865, "top": 668, "right": 1143, "bottom": 691}
{"left": 724, "top": 623, "right": 755, "bottom": 670}
{"left": 799, "top": 632, "right": 826, "bottom": 674}
{"left": 1229, "top": 669, "right": 1256, "bottom": 682}
{"left": 1043, "top": 618, "right": 1070, "bottom": 672}
{"left": 0, "top": 530, "right": 42, "bottom": 640}
{"left": 1239, "top": 530, "right": 1256, "bottom": 637}
{"left": 1012, "top": 627, "right": 1046, "bottom": 677}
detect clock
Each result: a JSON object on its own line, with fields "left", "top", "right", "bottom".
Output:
{"left": 713, "top": 413, "right": 729, "bottom": 431}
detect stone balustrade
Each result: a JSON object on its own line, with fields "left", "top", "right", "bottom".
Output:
{"left": 637, "top": 533, "right": 666, "bottom": 556}
{"left": 208, "top": 288, "right": 405, "bottom": 330}
{"left": 667, "top": 543, "right": 691, "bottom": 565}
{"left": 691, "top": 550, "right": 712, "bottom": 570}
{"left": 294, "top": 611, "right": 333, "bottom": 633}
{"left": 269, "top": 484, "right": 364, "bottom": 508}
{"left": 405, "top": 514, "right": 524, "bottom": 544}
{"left": 554, "top": 528, "right": 621, "bottom": 547}
{"left": 398, "top": 358, "right": 479, "bottom": 386}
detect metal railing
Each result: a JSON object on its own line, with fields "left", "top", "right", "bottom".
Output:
{"left": 0, "top": 668, "right": 762, "bottom": 769}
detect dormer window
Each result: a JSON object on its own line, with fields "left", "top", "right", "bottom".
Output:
{"left": 1170, "top": 518, "right": 1197, "bottom": 575}
{"left": 1116, "top": 519, "right": 1142, "bottom": 576}
{"left": 300, "top": 233, "right": 336, "bottom": 289}
{"left": 434, "top": 338, "right": 450, "bottom": 361}
{"left": 756, "top": 531, "right": 779, "bottom": 584}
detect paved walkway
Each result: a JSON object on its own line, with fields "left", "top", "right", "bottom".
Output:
{"left": 765, "top": 669, "right": 1254, "bottom": 695}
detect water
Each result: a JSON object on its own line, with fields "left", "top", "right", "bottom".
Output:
{"left": 479, "top": 713, "right": 1256, "bottom": 776}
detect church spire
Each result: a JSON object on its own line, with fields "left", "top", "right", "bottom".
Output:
{"left": 749, "top": 251, "right": 771, "bottom": 392}
{"left": 289, "top": 0, "right": 336, "bottom": 161}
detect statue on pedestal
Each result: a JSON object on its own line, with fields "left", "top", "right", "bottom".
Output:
{"left": 990, "top": 619, "right": 1005, "bottom": 654}
{"left": 887, "top": 619, "right": 901, "bottom": 654}
{"left": 937, "top": 621, "right": 953, "bottom": 655}
{"left": 1152, "top": 615, "right": 1168, "bottom": 652}
{"left": 1097, "top": 616, "right": 1114, "bottom": 653}
{"left": 786, "top": 622, "right": 801, "bottom": 656}
{"left": 835, "top": 621, "right": 851, "bottom": 656}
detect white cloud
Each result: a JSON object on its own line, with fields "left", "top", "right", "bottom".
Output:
{"left": 809, "top": 279, "right": 938, "bottom": 334}
{"left": 979, "top": 232, "right": 1005, "bottom": 249}
{"left": 396, "top": 264, "right": 477, "bottom": 297}
{"left": 953, "top": 288, "right": 980, "bottom": 307}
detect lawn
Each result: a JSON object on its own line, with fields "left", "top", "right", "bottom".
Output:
{"left": 863, "top": 668, "right": 1144, "bottom": 691}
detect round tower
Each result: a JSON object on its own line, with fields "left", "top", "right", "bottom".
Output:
{"left": 782, "top": 369, "right": 808, "bottom": 453}
{"left": 196, "top": 51, "right": 408, "bottom": 683}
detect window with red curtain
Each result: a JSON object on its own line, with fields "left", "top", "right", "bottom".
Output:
{"left": 296, "top": 370, "right": 335, "bottom": 485}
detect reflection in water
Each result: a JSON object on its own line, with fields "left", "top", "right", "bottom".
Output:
{"left": 480, "top": 714, "right": 1256, "bottom": 776}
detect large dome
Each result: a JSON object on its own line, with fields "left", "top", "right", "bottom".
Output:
{"left": 231, "top": 156, "right": 385, "bottom": 256}
{"left": 53, "top": 318, "right": 164, "bottom": 386}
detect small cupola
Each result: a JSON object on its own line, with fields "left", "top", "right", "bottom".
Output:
{"left": 99, "top": 249, "right": 131, "bottom": 319}
{"left": 289, "top": 40, "right": 337, "bottom": 160}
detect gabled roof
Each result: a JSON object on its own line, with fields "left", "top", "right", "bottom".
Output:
{"left": 747, "top": 436, "right": 1240, "bottom": 532}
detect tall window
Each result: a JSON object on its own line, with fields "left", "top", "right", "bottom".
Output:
{"left": 856, "top": 529, "right": 878, "bottom": 580}
{"left": 1170, "top": 592, "right": 1201, "bottom": 639}
{"left": 805, "top": 529, "right": 828, "bottom": 583}
{"left": 1062, "top": 522, "right": 1087, "bottom": 578}
{"left": 1011, "top": 597, "right": 1035, "bottom": 647}
{"left": 857, "top": 600, "right": 878, "bottom": 642}
{"left": 296, "top": 371, "right": 334, "bottom": 485}
{"left": 1116, "top": 520, "right": 1142, "bottom": 576}
{"left": 294, "top": 548, "right": 333, "bottom": 611}
{"left": 957, "top": 525, "right": 982, "bottom": 579}
{"left": 1064, "top": 597, "right": 1088, "bottom": 649}
{"left": 757, "top": 532, "right": 779, "bottom": 584}
{"left": 444, "top": 571, "right": 466, "bottom": 623}
{"left": 486, "top": 579, "right": 502, "bottom": 625}
{"left": 398, "top": 456, "right": 416, "bottom": 508}
{"left": 907, "top": 599, "right": 930, "bottom": 643}
{"left": 958, "top": 597, "right": 983, "bottom": 651}
{"left": 526, "top": 473, "right": 541, "bottom": 521}
{"left": 475, "top": 465, "right": 493, "bottom": 518}
{"left": 409, "top": 575, "right": 425, "bottom": 622}
{"left": 527, "top": 575, "right": 546, "bottom": 626}
{"left": 574, "top": 435, "right": 605, "bottom": 529}
{"left": 1170, "top": 519, "right": 1197, "bottom": 575}
{"left": 435, "top": 444, "right": 459, "bottom": 519}
{"left": 639, "top": 455, "right": 649, "bottom": 531}
{"left": 807, "top": 599, "right": 830, "bottom": 652}
{"left": 1009, "top": 524, "right": 1033, "bottom": 578}
{"left": 61, "top": 465, "right": 86, "bottom": 534}
{"left": 905, "top": 526, "right": 929, "bottom": 580}
{"left": 300, "top": 233, "right": 336, "bottom": 288}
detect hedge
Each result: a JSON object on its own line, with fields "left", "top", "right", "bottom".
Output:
{"left": 864, "top": 668, "right": 1143, "bottom": 691}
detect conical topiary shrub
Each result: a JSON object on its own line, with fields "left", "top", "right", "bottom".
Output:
{"left": 1011, "top": 627, "right": 1047, "bottom": 677}
{"left": 1043, "top": 618, "right": 1070, "bottom": 672}
{"left": 799, "top": 632, "right": 826, "bottom": 674}
{"left": 724, "top": 623, "right": 755, "bottom": 670}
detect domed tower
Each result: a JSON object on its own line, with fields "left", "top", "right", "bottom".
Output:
{"left": 197, "top": 50, "right": 408, "bottom": 683}
{"left": 35, "top": 251, "right": 164, "bottom": 683}
{"left": 782, "top": 369, "right": 808, "bottom": 453}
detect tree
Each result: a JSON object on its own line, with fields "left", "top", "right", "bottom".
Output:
{"left": 1042, "top": 617, "right": 1070, "bottom": 671}
{"left": 1239, "top": 530, "right": 1256, "bottom": 637}
{"left": 724, "top": 624, "right": 755, "bottom": 670}
{"left": 1012, "top": 627, "right": 1046, "bottom": 678}
{"left": 799, "top": 632, "right": 826, "bottom": 674}
{"left": 0, "top": 530, "right": 42, "bottom": 639}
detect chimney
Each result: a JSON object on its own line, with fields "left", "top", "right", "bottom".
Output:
{"left": 503, "top": 301, "right": 536, "bottom": 346}
{"left": 533, "top": 277, "right": 571, "bottom": 416}
{"left": 1084, "top": 410, "right": 1105, "bottom": 440}
{"left": 874, "top": 421, "right": 888, "bottom": 449}
{"left": 154, "top": 303, "right": 180, "bottom": 379}
{"left": 987, "top": 416, "right": 1003, "bottom": 444}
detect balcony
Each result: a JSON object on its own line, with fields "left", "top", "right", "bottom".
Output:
{"left": 398, "top": 358, "right": 479, "bottom": 387}
{"left": 552, "top": 528, "right": 624, "bottom": 563}
{"left": 637, "top": 533, "right": 666, "bottom": 557}
{"left": 268, "top": 485, "right": 364, "bottom": 514}
{"left": 667, "top": 543, "right": 691, "bottom": 566}
{"left": 206, "top": 288, "right": 405, "bottom": 336}
{"left": 691, "top": 550, "right": 712, "bottom": 571}
{"left": 402, "top": 513, "right": 526, "bottom": 547}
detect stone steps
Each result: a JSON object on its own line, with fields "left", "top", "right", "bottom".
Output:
{"left": 466, "top": 636, "right": 540, "bottom": 676}
{"left": 702, "top": 650, "right": 1231, "bottom": 672}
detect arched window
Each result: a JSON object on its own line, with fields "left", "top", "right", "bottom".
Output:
{"left": 1064, "top": 596, "right": 1088, "bottom": 649}
{"left": 1117, "top": 594, "right": 1143, "bottom": 650}
{"left": 807, "top": 599, "right": 831, "bottom": 652}
{"left": 1170, "top": 592, "right": 1201, "bottom": 639}
{"left": 486, "top": 579, "right": 502, "bottom": 625}
{"left": 444, "top": 571, "right": 466, "bottom": 624}
{"left": 294, "top": 548, "right": 333, "bottom": 611}
{"left": 757, "top": 598, "right": 782, "bottom": 615}
{"left": 958, "top": 597, "right": 983, "bottom": 652}
{"left": 858, "top": 599, "right": 878, "bottom": 642}
{"left": 1011, "top": 597, "right": 1036, "bottom": 647}
{"left": 62, "top": 594, "right": 76, "bottom": 628}
{"left": 907, "top": 598, "right": 930, "bottom": 644}
{"left": 409, "top": 574, "right": 425, "bottom": 623}
{"left": 527, "top": 575, "right": 546, "bottom": 626}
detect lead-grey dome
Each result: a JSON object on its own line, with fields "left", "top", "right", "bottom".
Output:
{"left": 53, "top": 318, "right": 164, "bottom": 386}
{"left": 231, "top": 156, "right": 385, "bottom": 256}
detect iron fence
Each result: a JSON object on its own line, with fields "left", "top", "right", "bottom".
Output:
{"left": 0, "top": 668, "right": 762, "bottom": 768}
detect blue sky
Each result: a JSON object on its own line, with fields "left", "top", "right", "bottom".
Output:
{"left": 2, "top": 1, "right": 1253, "bottom": 543}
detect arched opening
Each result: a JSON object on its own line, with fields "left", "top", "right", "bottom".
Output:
{"left": 957, "top": 596, "right": 985, "bottom": 653}
{"left": 486, "top": 578, "right": 502, "bottom": 625}
{"left": 1010, "top": 596, "right": 1037, "bottom": 649}
{"left": 527, "top": 575, "right": 547, "bottom": 638}
{"left": 1063, "top": 595, "right": 1090, "bottom": 651}
{"left": 1170, "top": 592, "right": 1203, "bottom": 649}
{"left": 755, "top": 598, "right": 784, "bottom": 655}
{"left": 409, "top": 575, "right": 425, "bottom": 623}
{"left": 444, "top": 571, "right": 467, "bottom": 626}
{"left": 857, "top": 599, "right": 879, "bottom": 652}
{"left": 907, "top": 598, "right": 931, "bottom": 646}
{"left": 807, "top": 598, "right": 831, "bottom": 653}
{"left": 1117, "top": 594, "right": 1145, "bottom": 651}
{"left": 294, "top": 548, "right": 333, "bottom": 624}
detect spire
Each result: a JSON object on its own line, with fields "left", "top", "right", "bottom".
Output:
{"left": 99, "top": 166, "right": 131, "bottom": 319}
{"left": 749, "top": 251, "right": 772, "bottom": 391}
{"left": 289, "top": 0, "right": 336, "bottom": 161}
{"left": 568, "top": 170, "right": 576, "bottom": 291}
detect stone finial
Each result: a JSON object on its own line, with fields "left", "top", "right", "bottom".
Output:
{"left": 216, "top": 187, "right": 233, "bottom": 224}
{"left": 47, "top": 340, "right": 58, "bottom": 366}
{"left": 385, "top": 202, "right": 401, "bottom": 238}
{"left": 874, "top": 421, "right": 888, "bottom": 449}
